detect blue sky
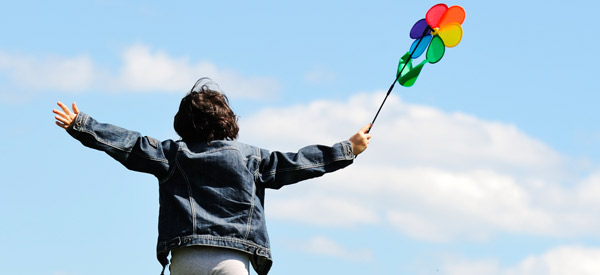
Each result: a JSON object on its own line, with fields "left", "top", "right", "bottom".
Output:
{"left": 2, "top": 0, "right": 600, "bottom": 274}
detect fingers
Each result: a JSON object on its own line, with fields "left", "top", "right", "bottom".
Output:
{"left": 360, "top": 124, "right": 373, "bottom": 141}
{"left": 54, "top": 113, "right": 71, "bottom": 125}
{"left": 57, "top": 101, "right": 72, "bottom": 116}
{"left": 55, "top": 121, "right": 68, "bottom": 129}
{"left": 53, "top": 108, "right": 68, "bottom": 120}
{"left": 359, "top": 123, "right": 372, "bottom": 134}
{"left": 72, "top": 102, "right": 79, "bottom": 114}
{"left": 53, "top": 101, "right": 79, "bottom": 129}
{"left": 360, "top": 124, "right": 372, "bottom": 140}
{"left": 349, "top": 124, "right": 373, "bottom": 156}
{"left": 54, "top": 102, "right": 71, "bottom": 119}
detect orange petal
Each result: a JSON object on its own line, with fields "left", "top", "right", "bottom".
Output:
{"left": 439, "top": 5, "right": 466, "bottom": 26}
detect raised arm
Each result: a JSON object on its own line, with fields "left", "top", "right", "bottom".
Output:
{"left": 52, "top": 101, "right": 173, "bottom": 180}
{"left": 257, "top": 124, "right": 373, "bottom": 189}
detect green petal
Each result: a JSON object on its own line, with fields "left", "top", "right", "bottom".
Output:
{"left": 397, "top": 51, "right": 414, "bottom": 79}
{"left": 398, "top": 60, "right": 427, "bottom": 87}
{"left": 426, "top": 35, "right": 445, "bottom": 64}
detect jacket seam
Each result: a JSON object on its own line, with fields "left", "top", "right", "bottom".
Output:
{"left": 158, "top": 162, "right": 176, "bottom": 184}
{"left": 175, "top": 156, "right": 197, "bottom": 235}
{"left": 244, "top": 147, "right": 261, "bottom": 240}
{"left": 158, "top": 234, "right": 271, "bottom": 254}
{"left": 244, "top": 179, "right": 256, "bottom": 240}
{"left": 180, "top": 145, "right": 239, "bottom": 155}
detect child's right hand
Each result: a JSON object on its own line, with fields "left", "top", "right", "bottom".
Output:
{"left": 53, "top": 101, "right": 80, "bottom": 129}
{"left": 349, "top": 124, "right": 372, "bottom": 156}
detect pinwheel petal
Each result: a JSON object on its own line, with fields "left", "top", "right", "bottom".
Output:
{"left": 398, "top": 60, "right": 427, "bottom": 87}
{"left": 439, "top": 5, "right": 466, "bottom": 26}
{"left": 410, "top": 18, "right": 431, "bottom": 39}
{"left": 426, "top": 3, "right": 448, "bottom": 29}
{"left": 397, "top": 52, "right": 413, "bottom": 78}
{"left": 409, "top": 34, "right": 432, "bottom": 59}
{"left": 426, "top": 35, "right": 445, "bottom": 63}
{"left": 438, "top": 23, "right": 463, "bottom": 47}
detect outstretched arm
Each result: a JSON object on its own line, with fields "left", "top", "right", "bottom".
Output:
{"left": 53, "top": 101, "right": 79, "bottom": 129}
{"left": 53, "top": 103, "right": 172, "bottom": 179}
{"left": 257, "top": 124, "right": 372, "bottom": 189}
{"left": 349, "top": 123, "right": 372, "bottom": 156}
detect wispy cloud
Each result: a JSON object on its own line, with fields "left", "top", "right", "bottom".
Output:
{"left": 0, "top": 45, "right": 280, "bottom": 100}
{"left": 113, "top": 45, "right": 280, "bottom": 98}
{"left": 0, "top": 51, "right": 95, "bottom": 92}
{"left": 283, "top": 235, "right": 374, "bottom": 262}
{"left": 241, "top": 92, "right": 600, "bottom": 241}
{"left": 441, "top": 246, "right": 600, "bottom": 275}
{"left": 267, "top": 193, "right": 379, "bottom": 227}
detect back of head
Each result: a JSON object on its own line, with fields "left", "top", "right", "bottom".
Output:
{"left": 174, "top": 78, "right": 239, "bottom": 142}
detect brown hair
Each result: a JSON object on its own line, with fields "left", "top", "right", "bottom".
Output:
{"left": 174, "top": 78, "right": 239, "bottom": 142}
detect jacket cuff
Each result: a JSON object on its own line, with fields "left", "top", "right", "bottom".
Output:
{"left": 340, "top": 140, "right": 356, "bottom": 159}
{"left": 66, "top": 112, "right": 89, "bottom": 138}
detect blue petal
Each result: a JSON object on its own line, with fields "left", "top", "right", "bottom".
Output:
{"left": 409, "top": 35, "right": 432, "bottom": 59}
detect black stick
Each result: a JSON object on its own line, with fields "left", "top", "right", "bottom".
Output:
{"left": 367, "top": 26, "right": 430, "bottom": 133}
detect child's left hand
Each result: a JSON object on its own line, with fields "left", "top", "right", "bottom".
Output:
{"left": 53, "top": 101, "right": 80, "bottom": 129}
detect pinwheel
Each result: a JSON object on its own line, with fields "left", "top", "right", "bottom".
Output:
{"left": 399, "top": 3, "right": 466, "bottom": 87}
{"left": 369, "top": 3, "right": 465, "bottom": 132}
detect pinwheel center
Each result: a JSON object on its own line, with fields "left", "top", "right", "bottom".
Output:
{"left": 430, "top": 28, "right": 439, "bottom": 36}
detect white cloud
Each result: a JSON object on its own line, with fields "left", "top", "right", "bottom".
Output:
{"left": 504, "top": 246, "right": 600, "bottom": 275}
{"left": 442, "top": 246, "right": 600, "bottom": 275}
{"left": 442, "top": 256, "right": 499, "bottom": 275}
{"left": 345, "top": 167, "right": 556, "bottom": 241}
{"left": 0, "top": 45, "right": 279, "bottom": 99}
{"left": 283, "top": 235, "right": 373, "bottom": 262}
{"left": 0, "top": 51, "right": 95, "bottom": 92}
{"left": 114, "top": 45, "right": 279, "bottom": 98}
{"left": 267, "top": 192, "right": 379, "bottom": 227}
{"left": 241, "top": 92, "right": 600, "bottom": 241}
{"left": 240, "top": 93, "right": 564, "bottom": 176}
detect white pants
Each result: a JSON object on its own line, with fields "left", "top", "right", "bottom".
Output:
{"left": 170, "top": 246, "right": 250, "bottom": 275}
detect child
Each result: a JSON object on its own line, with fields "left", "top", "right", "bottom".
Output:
{"left": 53, "top": 78, "right": 371, "bottom": 275}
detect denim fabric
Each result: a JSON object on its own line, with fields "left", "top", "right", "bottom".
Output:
{"left": 67, "top": 112, "right": 355, "bottom": 275}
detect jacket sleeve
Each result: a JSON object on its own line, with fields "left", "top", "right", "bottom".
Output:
{"left": 257, "top": 141, "right": 355, "bottom": 189}
{"left": 66, "top": 112, "right": 173, "bottom": 179}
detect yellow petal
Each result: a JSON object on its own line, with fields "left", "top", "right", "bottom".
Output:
{"left": 438, "top": 23, "right": 463, "bottom": 48}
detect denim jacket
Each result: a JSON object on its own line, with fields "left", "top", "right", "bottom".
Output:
{"left": 67, "top": 112, "right": 355, "bottom": 275}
